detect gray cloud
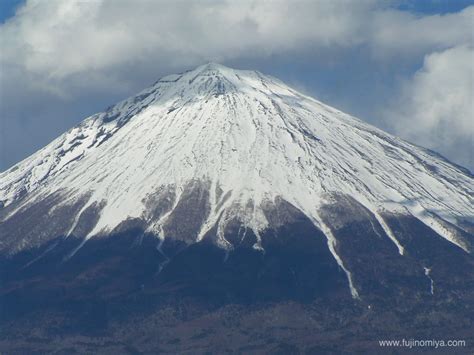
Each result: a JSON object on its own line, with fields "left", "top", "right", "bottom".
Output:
{"left": 371, "top": 6, "right": 473, "bottom": 58}
{"left": 1, "top": 0, "right": 473, "bottom": 170}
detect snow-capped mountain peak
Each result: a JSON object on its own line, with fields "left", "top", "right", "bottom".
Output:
{"left": 1, "top": 63, "right": 473, "bottom": 298}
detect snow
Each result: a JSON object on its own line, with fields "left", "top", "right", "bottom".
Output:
{"left": 424, "top": 267, "right": 435, "bottom": 295}
{"left": 1, "top": 63, "right": 473, "bottom": 296}
{"left": 312, "top": 212, "right": 360, "bottom": 299}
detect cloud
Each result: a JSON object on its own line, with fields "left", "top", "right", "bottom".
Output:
{"left": 387, "top": 45, "right": 473, "bottom": 169}
{"left": 0, "top": 0, "right": 473, "bottom": 170}
{"left": 0, "top": 0, "right": 378, "bottom": 81}
{"left": 370, "top": 6, "right": 474, "bottom": 59}
{"left": 3, "top": 0, "right": 471, "bottom": 83}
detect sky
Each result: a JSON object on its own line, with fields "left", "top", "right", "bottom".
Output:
{"left": 0, "top": 0, "right": 473, "bottom": 172}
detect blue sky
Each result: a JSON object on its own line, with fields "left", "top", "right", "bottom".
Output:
{"left": 396, "top": 0, "right": 474, "bottom": 14}
{"left": 1, "top": 0, "right": 473, "bottom": 171}
{"left": 0, "top": 0, "right": 24, "bottom": 23}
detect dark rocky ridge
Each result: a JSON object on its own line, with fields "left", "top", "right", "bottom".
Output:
{"left": 1, "top": 185, "right": 473, "bottom": 353}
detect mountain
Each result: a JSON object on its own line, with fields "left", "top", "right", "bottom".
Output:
{"left": 1, "top": 63, "right": 473, "bottom": 353}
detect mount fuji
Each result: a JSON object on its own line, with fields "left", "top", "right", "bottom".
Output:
{"left": 1, "top": 63, "right": 473, "bottom": 353}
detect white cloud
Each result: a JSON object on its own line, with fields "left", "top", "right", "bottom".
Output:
{"left": 387, "top": 45, "right": 474, "bottom": 169}
{"left": 0, "top": 0, "right": 374, "bottom": 80}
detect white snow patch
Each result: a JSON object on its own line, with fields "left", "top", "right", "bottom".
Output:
{"left": 424, "top": 267, "right": 435, "bottom": 295}
{"left": 312, "top": 213, "right": 360, "bottom": 299}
